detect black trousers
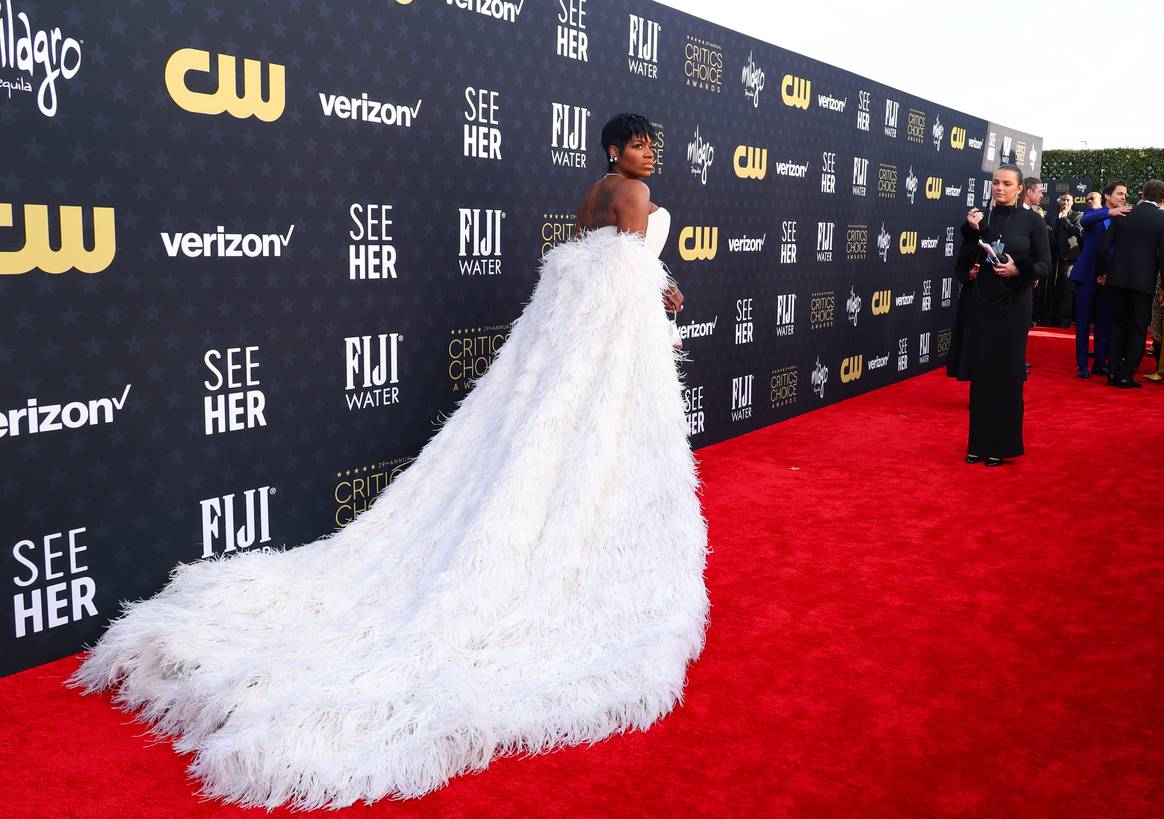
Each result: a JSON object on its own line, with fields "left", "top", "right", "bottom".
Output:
{"left": 1107, "top": 285, "right": 1153, "bottom": 380}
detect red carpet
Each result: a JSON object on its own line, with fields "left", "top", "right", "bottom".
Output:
{"left": 2, "top": 329, "right": 1161, "bottom": 818}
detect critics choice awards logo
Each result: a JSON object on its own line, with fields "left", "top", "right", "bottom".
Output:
{"left": 846, "top": 224, "right": 868, "bottom": 260}
{"left": 906, "top": 107, "right": 926, "bottom": 144}
{"left": 878, "top": 163, "right": 898, "bottom": 199}
{"left": 684, "top": 35, "right": 723, "bottom": 92}
{"left": 447, "top": 0, "right": 525, "bottom": 23}
{"left": 556, "top": 0, "right": 589, "bottom": 62}
{"left": 541, "top": 212, "right": 577, "bottom": 256}
{"left": 0, "top": 203, "right": 116, "bottom": 275}
{"left": 203, "top": 346, "right": 267, "bottom": 436}
{"left": 458, "top": 208, "right": 504, "bottom": 275}
{"left": 937, "top": 328, "right": 953, "bottom": 357}
{"left": 1, "top": 0, "right": 83, "bottom": 118}
{"left": 627, "top": 14, "right": 660, "bottom": 78}
{"left": 345, "top": 333, "right": 402, "bottom": 409}
{"left": 810, "top": 291, "right": 836, "bottom": 330}
{"left": 334, "top": 456, "right": 414, "bottom": 527}
{"left": 10, "top": 526, "right": 98, "bottom": 639}
{"left": 464, "top": 86, "right": 502, "bottom": 160}
{"left": 770, "top": 366, "right": 798, "bottom": 409}
{"left": 449, "top": 324, "right": 511, "bottom": 393}
{"left": 348, "top": 204, "right": 397, "bottom": 280}
{"left": 166, "top": 48, "right": 284, "bottom": 122}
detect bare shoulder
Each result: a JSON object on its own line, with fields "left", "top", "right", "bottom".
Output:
{"left": 613, "top": 178, "right": 650, "bottom": 210}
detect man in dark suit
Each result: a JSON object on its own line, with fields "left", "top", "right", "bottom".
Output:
{"left": 1099, "top": 179, "right": 1164, "bottom": 387}
{"left": 1044, "top": 192, "right": 1083, "bottom": 326}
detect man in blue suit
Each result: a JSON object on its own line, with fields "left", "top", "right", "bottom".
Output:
{"left": 1070, "top": 183, "right": 1132, "bottom": 378}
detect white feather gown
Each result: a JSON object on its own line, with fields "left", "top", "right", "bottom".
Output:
{"left": 72, "top": 212, "right": 709, "bottom": 809}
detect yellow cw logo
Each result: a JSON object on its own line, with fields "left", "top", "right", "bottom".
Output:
{"left": 950, "top": 127, "right": 966, "bottom": 150}
{"left": 899, "top": 231, "right": 918, "bottom": 254}
{"left": 678, "top": 226, "right": 719, "bottom": 261}
{"left": 871, "top": 290, "right": 892, "bottom": 315}
{"left": 165, "top": 48, "right": 286, "bottom": 122}
{"left": 0, "top": 203, "right": 116, "bottom": 275}
{"left": 840, "top": 355, "right": 863, "bottom": 383}
{"left": 925, "top": 177, "right": 942, "bottom": 200}
{"left": 733, "top": 145, "right": 767, "bottom": 180}
{"left": 780, "top": 74, "right": 811, "bottom": 109}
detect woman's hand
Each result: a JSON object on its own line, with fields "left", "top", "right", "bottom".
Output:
{"left": 966, "top": 208, "right": 984, "bottom": 230}
{"left": 994, "top": 254, "right": 1020, "bottom": 278}
{"left": 664, "top": 282, "right": 684, "bottom": 313}
{"left": 969, "top": 263, "right": 980, "bottom": 281}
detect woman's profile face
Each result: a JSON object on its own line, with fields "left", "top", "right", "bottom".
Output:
{"left": 615, "top": 133, "right": 655, "bottom": 178}
{"left": 991, "top": 170, "right": 1021, "bottom": 205}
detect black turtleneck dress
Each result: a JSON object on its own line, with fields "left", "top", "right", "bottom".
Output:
{"left": 954, "top": 205, "right": 1051, "bottom": 458}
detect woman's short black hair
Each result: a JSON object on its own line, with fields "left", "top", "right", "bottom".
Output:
{"left": 601, "top": 113, "right": 658, "bottom": 168}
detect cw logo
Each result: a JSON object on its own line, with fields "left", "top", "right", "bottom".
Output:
{"left": 871, "top": 290, "right": 892, "bottom": 315}
{"left": 0, "top": 203, "right": 117, "bottom": 275}
{"left": 925, "top": 177, "right": 942, "bottom": 200}
{"left": 165, "top": 48, "right": 286, "bottom": 122}
{"left": 780, "top": 74, "right": 811, "bottom": 109}
{"left": 733, "top": 145, "right": 767, "bottom": 180}
{"left": 840, "top": 355, "right": 863, "bottom": 383}
{"left": 899, "top": 231, "right": 918, "bottom": 255}
{"left": 678, "top": 226, "right": 719, "bottom": 261}
{"left": 950, "top": 126, "right": 966, "bottom": 150}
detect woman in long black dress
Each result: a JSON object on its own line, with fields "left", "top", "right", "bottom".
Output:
{"left": 955, "top": 164, "right": 1051, "bottom": 466}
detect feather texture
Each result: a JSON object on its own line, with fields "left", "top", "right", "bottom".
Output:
{"left": 71, "top": 228, "right": 709, "bottom": 809}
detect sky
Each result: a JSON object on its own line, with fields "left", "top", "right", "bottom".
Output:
{"left": 654, "top": 0, "right": 1162, "bottom": 150}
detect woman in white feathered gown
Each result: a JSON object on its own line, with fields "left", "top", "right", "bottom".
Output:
{"left": 73, "top": 113, "right": 709, "bottom": 809}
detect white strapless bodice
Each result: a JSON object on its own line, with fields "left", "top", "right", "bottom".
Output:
{"left": 590, "top": 207, "right": 671, "bottom": 258}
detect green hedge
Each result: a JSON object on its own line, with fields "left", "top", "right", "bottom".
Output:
{"left": 1041, "top": 148, "right": 1164, "bottom": 202}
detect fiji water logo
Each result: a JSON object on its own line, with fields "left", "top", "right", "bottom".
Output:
{"left": 0, "top": 0, "right": 83, "bottom": 118}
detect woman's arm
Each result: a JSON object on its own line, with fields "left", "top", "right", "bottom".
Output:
{"left": 955, "top": 210, "right": 983, "bottom": 284}
{"left": 1007, "top": 212, "right": 1052, "bottom": 283}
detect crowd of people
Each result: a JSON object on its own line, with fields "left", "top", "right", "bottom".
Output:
{"left": 1028, "top": 177, "right": 1164, "bottom": 384}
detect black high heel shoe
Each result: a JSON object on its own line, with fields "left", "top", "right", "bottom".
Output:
{"left": 965, "top": 454, "right": 982, "bottom": 464}
{"left": 984, "top": 457, "right": 1004, "bottom": 467}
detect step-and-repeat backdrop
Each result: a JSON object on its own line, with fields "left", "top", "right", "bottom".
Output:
{"left": 0, "top": 0, "right": 1041, "bottom": 675}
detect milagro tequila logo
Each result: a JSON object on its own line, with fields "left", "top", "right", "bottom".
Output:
{"left": 0, "top": 0, "right": 83, "bottom": 118}
{"left": 686, "top": 126, "right": 714, "bottom": 184}
{"left": 740, "top": 49, "right": 765, "bottom": 108}
{"left": 905, "top": 166, "right": 918, "bottom": 204}
{"left": 811, "top": 357, "right": 828, "bottom": 398}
